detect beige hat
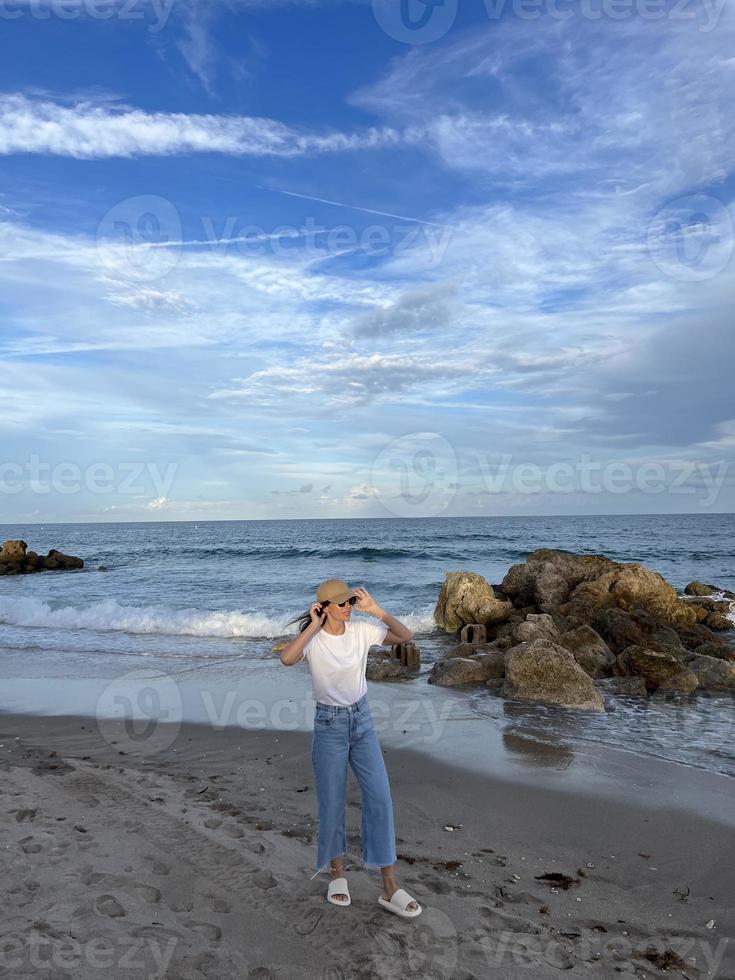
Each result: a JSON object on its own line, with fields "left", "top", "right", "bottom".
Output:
{"left": 316, "top": 579, "right": 359, "bottom": 604}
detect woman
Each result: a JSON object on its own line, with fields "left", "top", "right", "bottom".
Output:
{"left": 280, "top": 579, "right": 422, "bottom": 918}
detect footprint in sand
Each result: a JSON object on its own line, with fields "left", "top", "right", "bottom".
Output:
{"left": 12, "top": 807, "right": 38, "bottom": 822}
{"left": 183, "top": 920, "right": 222, "bottom": 943}
{"left": 222, "top": 824, "right": 245, "bottom": 839}
{"left": 18, "top": 836, "right": 42, "bottom": 854}
{"left": 132, "top": 883, "right": 162, "bottom": 904}
{"left": 95, "top": 894, "right": 126, "bottom": 918}
{"left": 252, "top": 869, "right": 277, "bottom": 890}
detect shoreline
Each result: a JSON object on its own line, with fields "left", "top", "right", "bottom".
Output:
{"left": 2, "top": 707, "right": 733, "bottom": 978}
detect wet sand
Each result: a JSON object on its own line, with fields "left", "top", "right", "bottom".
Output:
{"left": 1, "top": 707, "right": 733, "bottom": 979}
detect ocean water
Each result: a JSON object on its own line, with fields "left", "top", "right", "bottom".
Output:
{"left": 0, "top": 514, "right": 733, "bottom": 776}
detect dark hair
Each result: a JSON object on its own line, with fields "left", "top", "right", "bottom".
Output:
{"left": 284, "top": 601, "right": 329, "bottom": 635}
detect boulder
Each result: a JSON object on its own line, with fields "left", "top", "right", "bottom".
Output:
{"left": 656, "top": 670, "right": 699, "bottom": 694}
{"left": 676, "top": 623, "right": 729, "bottom": 652}
{"left": 533, "top": 562, "right": 569, "bottom": 613}
{"left": 0, "top": 539, "right": 27, "bottom": 564}
{"left": 614, "top": 646, "right": 696, "bottom": 692}
{"left": 558, "top": 625, "right": 615, "bottom": 678}
{"left": 502, "top": 639, "right": 605, "bottom": 712}
{"left": 427, "top": 657, "right": 497, "bottom": 686}
{"left": 512, "top": 614, "right": 559, "bottom": 645}
{"left": 685, "top": 580, "right": 735, "bottom": 600}
{"left": 470, "top": 651, "right": 506, "bottom": 679}
{"left": 596, "top": 677, "right": 648, "bottom": 697}
{"left": 592, "top": 608, "right": 654, "bottom": 653}
{"left": 694, "top": 642, "right": 735, "bottom": 663}
{"left": 686, "top": 655, "right": 735, "bottom": 691}
{"left": 366, "top": 658, "right": 415, "bottom": 681}
{"left": 434, "top": 571, "right": 514, "bottom": 633}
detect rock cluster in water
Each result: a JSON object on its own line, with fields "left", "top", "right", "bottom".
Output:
{"left": 0, "top": 539, "right": 84, "bottom": 575}
{"left": 429, "top": 549, "right": 735, "bottom": 711}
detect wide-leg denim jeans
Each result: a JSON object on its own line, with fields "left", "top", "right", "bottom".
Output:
{"left": 309, "top": 692, "right": 397, "bottom": 879}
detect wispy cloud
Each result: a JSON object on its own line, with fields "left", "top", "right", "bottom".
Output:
{"left": 0, "top": 94, "right": 405, "bottom": 159}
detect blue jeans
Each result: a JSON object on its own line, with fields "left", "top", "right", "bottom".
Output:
{"left": 309, "top": 692, "right": 397, "bottom": 879}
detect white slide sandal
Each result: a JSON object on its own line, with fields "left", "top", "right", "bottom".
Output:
{"left": 327, "top": 876, "right": 351, "bottom": 906}
{"left": 378, "top": 887, "right": 422, "bottom": 919}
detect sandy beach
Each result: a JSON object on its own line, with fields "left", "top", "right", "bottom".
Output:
{"left": 1, "top": 705, "right": 733, "bottom": 980}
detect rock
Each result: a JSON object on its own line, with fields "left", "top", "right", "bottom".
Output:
{"left": 676, "top": 623, "right": 728, "bottom": 652}
{"left": 446, "top": 641, "right": 483, "bottom": 658}
{"left": 428, "top": 657, "right": 497, "bottom": 686}
{"left": 44, "top": 548, "right": 84, "bottom": 571}
{"left": 592, "top": 608, "right": 655, "bottom": 653}
{"left": 703, "top": 611, "right": 734, "bottom": 631}
{"left": 502, "top": 639, "right": 605, "bottom": 712}
{"left": 657, "top": 670, "right": 699, "bottom": 694}
{"left": 596, "top": 677, "right": 648, "bottom": 696}
{"left": 614, "top": 646, "right": 696, "bottom": 692}
{"left": 558, "top": 625, "right": 615, "bottom": 678}
{"left": 434, "top": 571, "right": 514, "bottom": 633}
{"left": 366, "top": 657, "right": 415, "bottom": 681}
{"left": 512, "top": 614, "right": 559, "bottom": 645}
{"left": 685, "top": 580, "right": 735, "bottom": 600}
{"left": 0, "top": 539, "right": 27, "bottom": 564}
{"left": 0, "top": 540, "right": 83, "bottom": 574}
{"left": 646, "top": 627, "right": 689, "bottom": 659}
{"left": 533, "top": 562, "right": 569, "bottom": 613}
{"left": 469, "top": 652, "right": 506, "bottom": 679}
{"left": 485, "top": 678, "right": 504, "bottom": 691}
{"left": 694, "top": 642, "right": 735, "bottom": 663}
{"left": 686, "top": 655, "right": 735, "bottom": 691}
{"left": 502, "top": 549, "right": 699, "bottom": 629}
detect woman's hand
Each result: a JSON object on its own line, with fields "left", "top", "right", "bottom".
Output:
{"left": 354, "top": 586, "right": 382, "bottom": 617}
{"left": 309, "top": 601, "right": 326, "bottom": 628}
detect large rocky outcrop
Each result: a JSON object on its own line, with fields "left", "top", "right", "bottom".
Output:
{"left": 502, "top": 639, "right": 605, "bottom": 712}
{"left": 434, "top": 571, "right": 513, "bottom": 632}
{"left": 0, "top": 540, "right": 84, "bottom": 575}
{"left": 500, "top": 549, "right": 731, "bottom": 633}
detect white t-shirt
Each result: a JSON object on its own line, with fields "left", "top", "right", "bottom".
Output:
{"left": 299, "top": 618, "right": 389, "bottom": 706}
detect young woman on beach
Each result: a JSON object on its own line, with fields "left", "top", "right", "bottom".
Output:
{"left": 280, "top": 579, "right": 422, "bottom": 918}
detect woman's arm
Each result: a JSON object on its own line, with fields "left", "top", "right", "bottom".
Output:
{"left": 354, "top": 587, "right": 413, "bottom": 644}
{"left": 279, "top": 603, "right": 325, "bottom": 666}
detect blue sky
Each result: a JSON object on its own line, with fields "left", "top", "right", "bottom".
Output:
{"left": 1, "top": 0, "right": 734, "bottom": 522}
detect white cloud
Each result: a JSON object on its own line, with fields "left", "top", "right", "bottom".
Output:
{"left": 0, "top": 93, "right": 404, "bottom": 159}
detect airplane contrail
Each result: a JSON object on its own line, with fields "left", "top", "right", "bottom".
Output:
{"left": 254, "top": 185, "right": 448, "bottom": 227}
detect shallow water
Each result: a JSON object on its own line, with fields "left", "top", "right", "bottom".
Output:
{"left": 1, "top": 514, "right": 733, "bottom": 777}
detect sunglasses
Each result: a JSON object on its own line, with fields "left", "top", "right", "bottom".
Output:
{"left": 321, "top": 596, "right": 358, "bottom": 609}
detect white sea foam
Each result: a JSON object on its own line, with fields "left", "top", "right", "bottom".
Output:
{"left": 0, "top": 597, "right": 438, "bottom": 640}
